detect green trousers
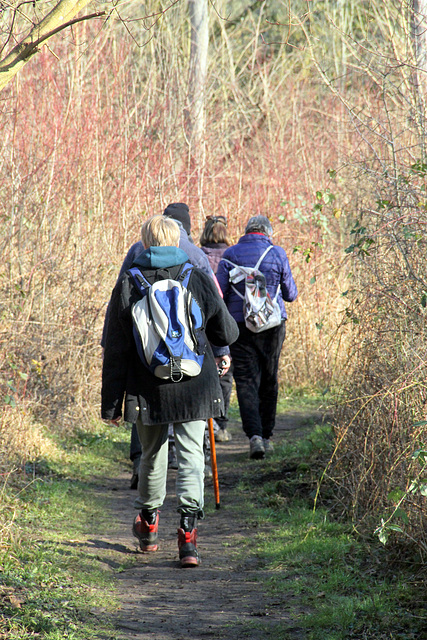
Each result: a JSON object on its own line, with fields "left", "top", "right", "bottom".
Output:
{"left": 134, "top": 415, "right": 206, "bottom": 515}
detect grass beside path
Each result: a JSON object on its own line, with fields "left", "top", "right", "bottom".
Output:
{"left": 0, "top": 398, "right": 425, "bottom": 639}
{"left": 0, "top": 427, "right": 129, "bottom": 640}
{"left": 235, "top": 426, "right": 426, "bottom": 639}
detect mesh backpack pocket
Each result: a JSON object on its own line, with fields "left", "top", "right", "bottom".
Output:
{"left": 128, "top": 264, "right": 206, "bottom": 382}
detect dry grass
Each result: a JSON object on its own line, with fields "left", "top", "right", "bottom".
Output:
{"left": 0, "top": 18, "right": 348, "bottom": 473}
{"left": 0, "top": 405, "right": 61, "bottom": 468}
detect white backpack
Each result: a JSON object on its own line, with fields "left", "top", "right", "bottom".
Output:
{"left": 128, "top": 264, "right": 206, "bottom": 382}
{"left": 222, "top": 246, "right": 282, "bottom": 333}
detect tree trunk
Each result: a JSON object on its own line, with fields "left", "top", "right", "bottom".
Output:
{"left": 412, "top": 0, "right": 427, "bottom": 79}
{"left": 411, "top": 0, "right": 427, "bottom": 149}
{"left": 186, "top": 0, "right": 209, "bottom": 219}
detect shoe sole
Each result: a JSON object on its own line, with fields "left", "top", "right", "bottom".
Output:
{"left": 250, "top": 450, "right": 265, "bottom": 460}
{"left": 180, "top": 556, "right": 199, "bottom": 567}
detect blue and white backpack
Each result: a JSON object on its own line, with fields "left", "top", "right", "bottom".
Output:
{"left": 128, "top": 264, "right": 206, "bottom": 382}
{"left": 222, "top": 245, "right": 282, "bottom": 333}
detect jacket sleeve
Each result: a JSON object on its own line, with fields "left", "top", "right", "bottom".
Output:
{"left": 216, "top": 257, "right": 232, "bottom": 299}
{"left": 100, "top": 242, "right": 144, "bottom": 348}
{"left": 277, "top": 246, "right": 298, "bottom": 302}
{"left": 101, "top": 277, "right": 134, "bottom": 420}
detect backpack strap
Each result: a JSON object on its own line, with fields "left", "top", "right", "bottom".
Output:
{"left": 221, "top": 257, "right": 239, "bottom": 270}
{"left": 128, "top": 263, "right": 193, "bottom": 295}
{"left": 177, "top": 262, "right": 194, "bottom": 288}
{"left": 221, "top": 258, "right": 251, "bottom": 280}
{"left": 221, "top": 247, "right": 275, "bottom": 300}
{"left": 255, "top": 246, "right": 281, "bottom": 302}
{"left": 222, "top": 245, "right": 274, "bottom": 276}
{"left": 128, "top": 267, "right": 150, "bottom": 296}
{"left": 254, "top": 245, "right": 274, "bottom": 270}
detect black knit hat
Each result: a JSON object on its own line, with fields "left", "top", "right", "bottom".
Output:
{"left": 163, "top": 203, "right": 191, "bottom": 235}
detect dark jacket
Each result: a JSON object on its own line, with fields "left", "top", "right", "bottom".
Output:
{"left": 101, "top": 246, "right": 239, "bottom": 425}
{"left": 101, "top": 225, "right": 216, "bottom": 347}
{"left": 201, "top": 242, "right": 228, "bottom": 274}
{"left": 216, "top": 232, "right": 298, "bottom": 323}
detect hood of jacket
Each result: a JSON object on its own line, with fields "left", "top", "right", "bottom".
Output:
{"left": 132, "top": 246, "right": 189, "bottom": 269}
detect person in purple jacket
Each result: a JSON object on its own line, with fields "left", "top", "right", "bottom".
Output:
{"left": 216, "top": 215, "right": 298, "bottom": 460}
{"left": 200, "top": 215, "right": 233, "bottom": 443}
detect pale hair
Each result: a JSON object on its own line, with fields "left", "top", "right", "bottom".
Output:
{"left": 141, "top": 215, "right": 180, "bottom": 248}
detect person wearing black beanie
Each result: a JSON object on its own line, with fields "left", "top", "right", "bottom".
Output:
{"left": 163, "top": 203, "right": 192, "bottom": 236}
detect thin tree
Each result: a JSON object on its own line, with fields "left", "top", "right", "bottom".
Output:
{"left": 411, "top": 0, "right": 427, "bottom": 150}
{"left": 0, "top": 0, "right": 106, "bottom": 92}
{"left": 186, "top": 0, "right": 208, "bottom": 220}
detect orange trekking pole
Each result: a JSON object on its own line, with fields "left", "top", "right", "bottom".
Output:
{"left": 207, "top": 418, "right": 220, "bottom": 509}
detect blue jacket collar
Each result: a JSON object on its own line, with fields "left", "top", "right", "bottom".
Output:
{"left": 132, "top": 246, "right": 189, "bottom": 269}
{"left": 238, "top": 233, "right": 272, "bottom": 245}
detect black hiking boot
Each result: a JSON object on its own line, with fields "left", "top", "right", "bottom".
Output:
{"left": 177, "top": 513, "right": 199, "bottom": 567}
{"left": 133, "top": 509, "right": 159, "bottom": 552}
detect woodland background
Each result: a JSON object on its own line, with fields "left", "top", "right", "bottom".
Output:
{"left": 0, "top": 1, "right": 426, "bottom": 555}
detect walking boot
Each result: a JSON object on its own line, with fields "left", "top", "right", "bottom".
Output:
{"left": 249, "top": 435, "right": 265, "bottom": 460}
{"left": 132, "top": 509, "right": 159, "bottom": 552}
{"left": 263, "top": 439, "right": 274, "bottom": 454}
{"left": 177, "top": 513, "right": 199, "bottom": 567}
{"left": 215, "top": 428, "right": 232, "bottom": 443}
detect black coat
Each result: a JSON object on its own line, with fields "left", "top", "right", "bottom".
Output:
{"left": 101, "top": 250, "right": 239, "bottom": 425}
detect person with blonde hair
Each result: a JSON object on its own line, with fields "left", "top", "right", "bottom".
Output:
{"left": 102, "top": 214, "right": 238, "bottom": 567}
{"left": 101, "top": 203, "right": 231, "bottom": 485}
{"left": 140, "top": 214, "right": 181, "bottom": 247}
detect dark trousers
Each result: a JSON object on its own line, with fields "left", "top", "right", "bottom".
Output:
{"left": 230, "top": 321, "right": 286, "bottom": 441}
{"left": 130, "top": 422, "right": 142, "bottom": 460}
{"left": 215, "top": 366, "right": 233, "bottom": 429}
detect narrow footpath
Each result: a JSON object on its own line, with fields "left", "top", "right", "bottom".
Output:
{"left": 84, "top": 416, "right": 315, "bottom": 640}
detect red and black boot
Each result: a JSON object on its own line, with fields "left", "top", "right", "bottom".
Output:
{"left": 132, "top": 509, "right": 159, "bottom": 552}
{"left": 177, "top": 513, "right": 199, "bottom": 567}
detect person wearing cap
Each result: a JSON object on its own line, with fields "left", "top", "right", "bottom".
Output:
{"left": 101, "top": 203, "right": 231, "bottom": 485}
{"left": 216, "top": 216, "right": 298, "bottom": 460}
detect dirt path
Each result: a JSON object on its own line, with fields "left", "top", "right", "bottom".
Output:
{"left": 85, "top": 413, "right": 319, "bottom": 640}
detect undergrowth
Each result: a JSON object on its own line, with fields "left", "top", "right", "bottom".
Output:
{"left": 235, "top": 411, "right": 426, "bottom": 640}
{"left": 0, "top": 424, "right": 131, "bottom": 640}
